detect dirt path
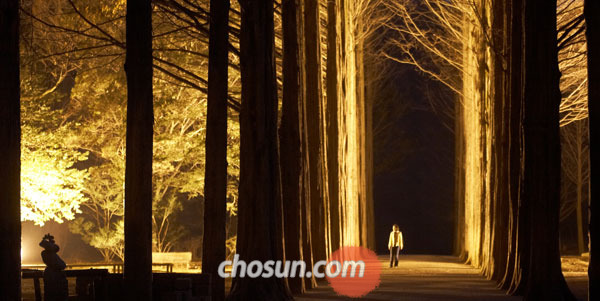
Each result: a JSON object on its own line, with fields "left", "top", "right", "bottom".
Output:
{"left": 296, "top": 255, "right": 522, "bottom": 301}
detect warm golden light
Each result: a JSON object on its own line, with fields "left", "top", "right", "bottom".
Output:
{"left": 21, "top": 148, "right": 88, "bottom": 226}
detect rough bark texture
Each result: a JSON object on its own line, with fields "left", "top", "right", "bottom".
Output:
{"left": 280, "top": 0, "right": 305, "bottom": 294}
{"left": 0, "top": 0, "right": 21, "bottom": 299}
{"left": 123, "top": 0, "right": 154, "bottom": 299}
{"left": 202, "top": 0, "right": 230, "bottom": 300}
{"left": 521, "top": 0, "right": 574, "bottom": 299}
{"left": 303, "top": 0, "right": 327, "bottom": 265}
{"left": 504, "top": 0, "right": 526, "bottom": 293}
{"left": 228, "top": 0, "right": 292, "bottom": 298}
{"left": 489, "top": 0, "right": 509, "bottom": 282}
{"left": 585, "top": 0, "right": 600, "bottom": 299}
{"left": 326, "top": 0, "right": 341, "bottom": 254}
{"left": 298, "top": 1, "right": 316, "bottom": 289}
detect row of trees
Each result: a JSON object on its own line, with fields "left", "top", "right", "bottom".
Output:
{"left": 2, "top": 0, "right": 379, "bottom": 299}
{"left": 13, "top": 0, "right": 244, "bottom": 262}
{"left": 228, "top": 0, "right": 381, "bottom": 298}
{"left": 382, "top": 0, "right": 598, "bottom": 299}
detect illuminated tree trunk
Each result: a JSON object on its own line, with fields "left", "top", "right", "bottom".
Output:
{"left": 280, "top": 0, "right": 305, "bottom": 294}
{"left": 337, "top": 0, "right": 365, "bottom": 248}
{"left": 461, "top": 2, "right": 486, "bottom": 267}
{"left": 303, "top": 0, "right": 327, "bottom": 264}
{"left": 585, "top": 0, "right": 600, "bottom": 299}
{"left": 229, "top": 0, "right": 292, "bottom": 298}
{"left": 123, "top": 0, "right": 154, "bottom": 299}
{"left": 521, "top": 0, "right": 574, "bottom": 299}
{"left": 297, "top": 1, "right": 317, "bottom": 289}
{"left": 0, "top": 0, "right": 21, "bottom": 299}
{"left": 363, "top": 44, "right": 376, "bottom": 251}
{"left": 356, "top": 36, "right": 370, "bottom": 249}
{"left": 202, "top": 0, "right": 230, "bottom": 299}
{"left": 454, "top": 94, "right": 466, "bottom": 258}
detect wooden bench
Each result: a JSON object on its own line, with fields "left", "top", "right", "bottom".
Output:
{"left": 152, "top": 252, "right": 193, "bottom": 271}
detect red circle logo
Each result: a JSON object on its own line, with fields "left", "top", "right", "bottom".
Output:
{"left": 326, "top": 246, "right": 382, "bottom": 298}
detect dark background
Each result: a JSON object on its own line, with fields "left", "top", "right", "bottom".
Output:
{"left": 373, "top": 66, "right": 455, "bottom": 255}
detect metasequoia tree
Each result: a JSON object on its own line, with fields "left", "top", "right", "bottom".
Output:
{"left": 382, "top": 0, "right": 579, "bottom": 298}
{"left": 521, "top": 0, "right": 574, "bottom": 298}
{"left": 304, "top": 0, "right": 329, "bottom": 267}
{"left": 123, "top": 0, "right": 153, "bottom": 298}
{"left": 202, "top": 0, "right": 230, "bottom": 299}
{"left": 20, "top": 0, "right": 241, "bottom": 259}
{"left": 0, "top": 0, "right": 21, "bottom": 299}
{"left": 228, "top": 0, "right": 292, "bottom": 298}
{"left": 557, "top": 0, "right": 589, "bottom": 256}
{"left": 560, "top": 120, "right": 589, "bottom": 255}
{"left": 280, "top": 0, "right": 305, "bottom": 294}
{"left": 330, "top": 0, "right": 378, "bottom": 250}
{"left": 585, "top": 0, "right": 600, "bottom": 299}
{"left": 557, "top": 0, "right": 588, "bottom": 127}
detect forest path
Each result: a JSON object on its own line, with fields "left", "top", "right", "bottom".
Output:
{"left": 296, "top": 255, "right": 522, "bottom": 301}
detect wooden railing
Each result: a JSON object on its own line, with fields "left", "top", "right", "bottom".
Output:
{"left": 21, "top": 268, "right": 211, "bottom": 301}
{"left": 22, "top": 262, "right": 174, "bottom": 273}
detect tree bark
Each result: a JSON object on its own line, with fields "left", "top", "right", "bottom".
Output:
{"left": 280, "top": 0, "right": 305, "bottom": 294}
{"left": 585, "top": 0, "right": 600, "bottom": 299}
{"left": 124, "top": 0, "right": 154, "bottom": 299}
{"left": 303, "top": 0, "right": 327, "bottom": 266}
{"left": 202, "top": 0, "right": 230, "bottom": 299}
{"left": 298, "top": 0, "right": 316, "bottom": 289}
{"left": 228, "top": 0, "right": 292, "bottom": 299}
{"left": 521, "top": 0, "right": 574, "bottom": 299}
{"left": 454, "top": 94, "right": 466, "bottom": 259}
{"left": 326, "top": 0, "right": 341, "bottom": 255}
{"left": 489, "top": 0, "right": 509, "bottom": 282}
{"left": 503, "top": 0, "right": 526, "bottom": 292}
{"left": 0, "top": 0, "right": 21, "bottom": 299}
{"left": 575, "top": 121, "right": 585, "bottom": 255}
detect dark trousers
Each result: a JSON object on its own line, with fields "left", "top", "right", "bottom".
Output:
{"left": 389, "top": 246, "right": 400, "bottom": 267}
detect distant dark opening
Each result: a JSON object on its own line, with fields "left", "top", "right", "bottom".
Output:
{"left": 373, "top": 65, "right": 455, "bottom": 255}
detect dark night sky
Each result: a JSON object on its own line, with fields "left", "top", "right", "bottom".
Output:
{"left": 373, "top": 67, "right": 455, "bottom": 255}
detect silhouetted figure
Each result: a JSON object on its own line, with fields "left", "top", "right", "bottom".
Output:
{"left": 39, "top": 233, "right": 68, "bottom": 301}
{"left": 388, "top": 224, "right": 404, "bottom": 267}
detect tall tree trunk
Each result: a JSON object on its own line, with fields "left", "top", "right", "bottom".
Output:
{"left": 280, "top": 0, "right": 305, "bottom": 294}
{"left": 504, "top": 0, "right": 526, "bottom": 293}
{"left": 454, "top": 94, "right": 466, "bottom": 258}
{"left": 521, "top": 0, "right": 574, "bottom": 299}
{"left": 575, "top": 121, "right": 585, "bottom": 255}
{"left": 124, "top": 0, "right": 154, "bottom": 299}
{"left": 298, "top": 0, "right": 316, "bottom": 288}
{"left": 304, "top": 0, "right": 327, "bottom": 265}
{"left": 228, "top": 0, "right": 292, "bottom": 299}
{"left": 585, "top": 0, "right": 600, "bottom": 299}
{"left": 326, "top": 0, "right": 341, "bottom": 254}
{"left": 489, "top": 0, "right": 509, "bottom": 282}
{"left": 364, "top": 47, "right": 375, "bottom": 251}
{"left": 202, "top": 0, "right": 230, "bottom": 299}
{"left": 0, "top": 0, "right": 21, "bottom": 299}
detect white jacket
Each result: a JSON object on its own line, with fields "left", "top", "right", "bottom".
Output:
{"left": 388, "top": 230, "right": 404, "bottom": 250}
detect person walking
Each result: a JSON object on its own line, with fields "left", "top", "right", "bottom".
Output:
{"left": 388, "top": 224, "right": 404, "bottom": 267}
